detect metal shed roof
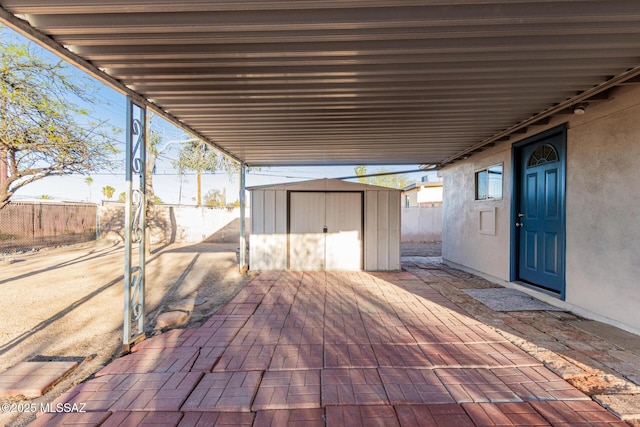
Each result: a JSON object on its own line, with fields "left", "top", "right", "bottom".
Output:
{"left": 247, "top": 177, "right": 400, "bottom": 192}
{"left": 2, "top": 1, "right": 640, "bottom": 167}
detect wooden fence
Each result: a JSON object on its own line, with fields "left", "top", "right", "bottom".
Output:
{"left": 0, "top": 201, "right": 97, "bottom": 253}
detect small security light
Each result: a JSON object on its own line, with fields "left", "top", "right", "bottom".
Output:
{"left": 573, "top": 103, "right": 588, "bottom": 115}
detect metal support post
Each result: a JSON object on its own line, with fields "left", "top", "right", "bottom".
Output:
{"left": 239, "top": 164, "right": 247, "bottom": 273}
{"left": 123, "top": 97, "right": 147, "bottom": 351}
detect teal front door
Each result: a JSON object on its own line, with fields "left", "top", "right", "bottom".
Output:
{"left": 514, "top": 127, "right": 566, "bottom": 296}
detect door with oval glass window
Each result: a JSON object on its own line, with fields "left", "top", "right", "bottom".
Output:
{"left": 514, "top": 127, "right": 566, "bottom": 296}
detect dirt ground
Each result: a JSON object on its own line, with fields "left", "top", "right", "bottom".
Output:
{"left": 400, "top": 241, "right": 441, "bottom": 257}
{"left": 0, "top": 239, "right": 256, "bottom": 427}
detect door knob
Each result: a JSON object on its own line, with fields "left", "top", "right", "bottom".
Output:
{"left": 515, "top": 222, "right": 524, "bottom": 227}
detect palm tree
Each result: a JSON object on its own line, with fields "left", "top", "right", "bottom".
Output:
{"left": 84, "top": 176, "right": 93, "bottom": 201}
{"left": 102, "top": 185, "right": 115, "bottom": 200}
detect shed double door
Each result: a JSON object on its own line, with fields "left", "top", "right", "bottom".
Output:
{"left": 289, "top": 192, "right": 363, "bottom": 270}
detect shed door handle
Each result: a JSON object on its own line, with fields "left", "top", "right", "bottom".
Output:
{"left": 323, "top": 226, "right": 328, "bottom": 233}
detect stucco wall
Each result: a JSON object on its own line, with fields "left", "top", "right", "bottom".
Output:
{"left": 418, "top": 186, "right": 444, "bottom": 205}
{"left": 401, "top": 206, "right": 443, "bottom": 242}
{"left": 441, "top": 84, "right": 640, "bottom": 334}
{"left": 99, "top": 203, "right": 248, "bottom": 244}
{"left": 441, "top": 145, "right": 512, "bottom": 280}
{"left": 565, "top": 98, "right": 640, "bottom": 331}
{"left": 402, "top": 185, "right": 443, "bottom": 207}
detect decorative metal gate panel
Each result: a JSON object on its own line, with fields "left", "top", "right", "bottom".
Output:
{"left": 123, "top": 98, "right": 147, "bottom": 351}
{"left": 239, "top": 164, "right": 247, "bottom": 272}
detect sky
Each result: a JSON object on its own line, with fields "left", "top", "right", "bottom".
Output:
{"left": 4, "top": 26, "right": 433, "bottom": 205}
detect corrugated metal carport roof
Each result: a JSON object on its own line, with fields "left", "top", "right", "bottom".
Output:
{"left": 2, "top": 1, "right": 640, "bottom": 166}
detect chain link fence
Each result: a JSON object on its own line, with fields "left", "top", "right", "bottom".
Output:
{"left": 0, "top": 201, "right": 97, "bottom": 254}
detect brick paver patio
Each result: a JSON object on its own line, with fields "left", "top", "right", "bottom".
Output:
{"left": 27, "top": 270, "right": 629, "bottom": 426}
{"left": 0, "top": 361, "right": 78, "bottom": 399}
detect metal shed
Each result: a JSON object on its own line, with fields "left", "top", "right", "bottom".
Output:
{"left": 250, "top": 179, "right": 400, "bottom": 271}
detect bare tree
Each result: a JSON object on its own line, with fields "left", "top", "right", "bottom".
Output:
{"left": 0, "top": 29, "right": 117, "bottom": 209}
{"left": 354, "top": 166, "right": 412, "bottom": 189}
